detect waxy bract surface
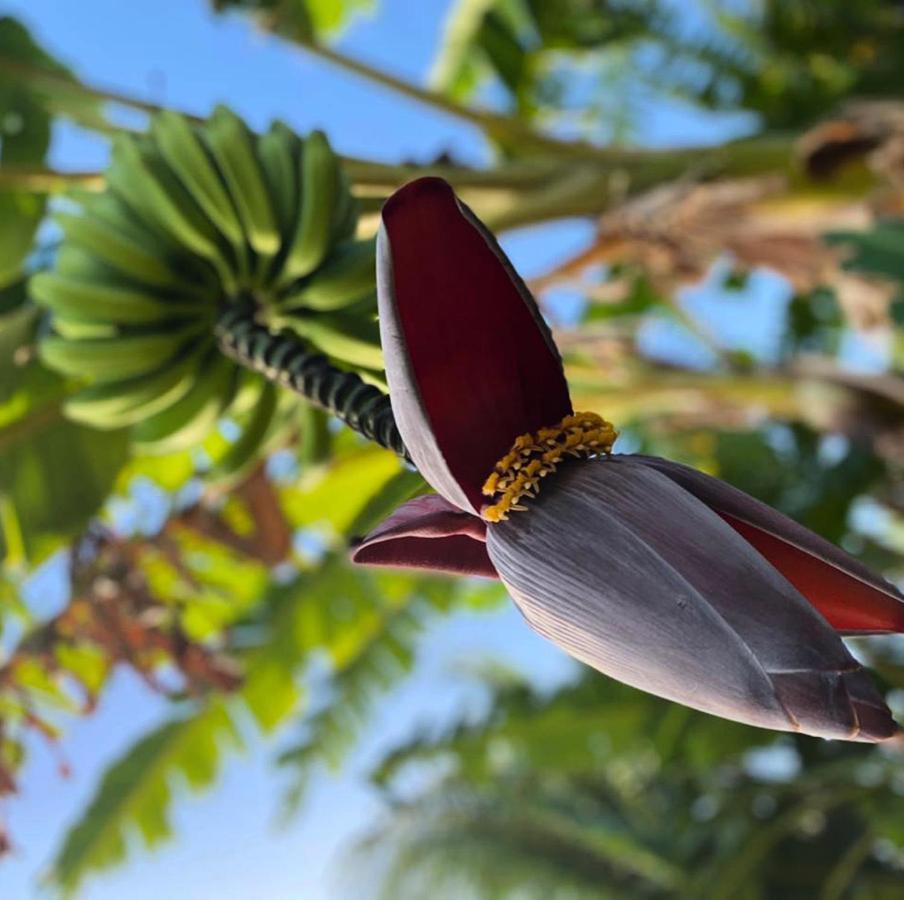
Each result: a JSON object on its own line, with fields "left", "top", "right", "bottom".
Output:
{"left": 486, "top": 457, "right": 898, "bottom": 741}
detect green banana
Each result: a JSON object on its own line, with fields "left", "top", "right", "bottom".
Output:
{"left": 51, "top": 246, "right": 210, "bottom": 316}
{"left": 106, "top": 135, "right": 236, "bottom": 294}
{"left": 280, "top": 130, "right": 340, "bottom": 284}
{"left": 152, "top": 110, "right": 246, "bottom": 249}
{"left": 216, "top": 379, "right": 278, "bottom": 480}
{"left": 64, "top": 346, "right": 207, "bottom": 429}
{"left": 32, "top": 112, "right": 373, "bottom": 442}
{"left": 224, "top": 368, "right": 267, "bottom": 418}
{"left": 41, "top": 321, "right": 206, "bottom": 383}
{"left": 71, "top": 189, "right": 167, "bottom": 251}
{"left": 330, "top": 169, "right": 360, "bottom": 243}
{"left": 54, "top": 245, "right": 120, "bottom": 280}
{"left": 77, "top": 191, "right": 217, "bottom": 299}
{"left": 31, "top": 272, "right": 197, "bottom": 325}
{"left": 55, "top": 209, "right": 186, "bottom": 292}
{"left": 298, "top": 404, "right": 332, "bottom": 467}
{"left": 279, "top": 239, "right": 375, "bottom": 311}
{"left": 257, "top": 387, "right": 300, "bottom": 459}
{"left": 257, "top": 120, "right": 299, "bottom": 241}
{"left": 278, "top": 309, "right": 383, "bottom": 370}
{"left": 50, "top": 317, "right": 118, "bottom": 340}
{"left": 132, "top": 350, "right": 236, "bottom": 451}
{"left": 204, "top": 105, "right": 280, "bottom": 259}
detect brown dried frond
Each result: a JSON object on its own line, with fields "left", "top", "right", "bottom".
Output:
{"left": 798, "top": 101, "right": 904, "bottom": 180}
{"left": 534, "top": 171, "right": 895, "bottom": 332}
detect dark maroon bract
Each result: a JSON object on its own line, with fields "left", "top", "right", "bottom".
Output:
{"left": 353, "top": 176, "right": 904, "bottom": 742}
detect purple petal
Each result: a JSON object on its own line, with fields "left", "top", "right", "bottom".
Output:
{"left": 351, "top": 494, "right": 497, "bottom": 578}
{"left": 378, "top": 178, "right": 572, "bottom": 513}
{"left": 485, "top": 457, "right": 899, "bottom": 742}
{"left": 633, "top": 455, "right": 904, "bottom": 635}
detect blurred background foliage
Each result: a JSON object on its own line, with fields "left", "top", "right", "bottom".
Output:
{"left": 0, "top": 0, "right": 903, "bottom": 897}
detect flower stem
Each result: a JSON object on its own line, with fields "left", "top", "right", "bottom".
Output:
{"left": 214, "top": 303, "right": 409, "bottom": 462}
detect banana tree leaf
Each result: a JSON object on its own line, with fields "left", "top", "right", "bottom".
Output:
{"left": 0, "top": 16, "right": 102, "bottom": 286}
{"left": 0, "top": 305, "right": 129, "bottom": 564}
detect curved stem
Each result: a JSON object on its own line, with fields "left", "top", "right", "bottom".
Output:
{"left": 215, "top": 304, "right": 409, "bottom": 462}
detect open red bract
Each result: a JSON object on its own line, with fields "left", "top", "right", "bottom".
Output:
{"left": 378, "top": 177, "right": 572, "bottom": 513}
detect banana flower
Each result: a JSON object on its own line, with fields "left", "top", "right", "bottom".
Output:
{"left": 352, "top": 178, "right": 904, "bottom": 742}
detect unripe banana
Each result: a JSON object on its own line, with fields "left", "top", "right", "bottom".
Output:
{"left": 55, "top": 246, "right": 124, "bottom": 281}
{"left": 55, "top": 210, "right": 185, "bottom": 292}
{"left": 52, "top": 247, "right": 211, "bottom": 315}
{"left": 215, "top": 379, "right": 278, "bottom": 480}
{"left": 279, "top": 239, "right": 375, "bottom": 311}
{"left": 224, "top": 368, "right": 267, "bottom": 418}
{"left": 205, "top": 105, "right": 281, "bottom": 259}
{"left": 31, "top": 272, "right": 197, "bottom": 325}
{"left": 280, "top": 130, "right": 340, "bottom": 284}
{"left": 152, "top": 111, "right": 246, "bottom": 250}
{"left": 278, "top": 309, "right": 382, "bottom": 371}
{"left": 51, "top": 317, "right": 118, "bottom": 340}
{"left": 64, "top": 347, "right": 206, "bottom": 428}
{"left": 132, "top": 350, "right": 236, "bottom": 451}
{"left": 106, "top": 135, "right": 236, "bottom": 294}
{"left": 76, "top": 192, "right": 218, "bottom": 298}
{"left": 330, "top": 170, "right": 360, "bottom": 243}
{"left": 41, "top": 321, "right": 206, "bottom": 383}
{"left": 35, "top": 109, "right": 371, "bottom": 445}
{"left": 297, "top": 405, "right": 332, "bottom": 467}
{"left": 257, "top": 120, "right": 300, "bottom": 240}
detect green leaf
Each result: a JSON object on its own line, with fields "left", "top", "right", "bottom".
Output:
{"left": 476, "top": 9, "right": 528, "bottom": 98}
{"left": 209, "top": 0, "right": 371, "bottom": 41}
{"left": 54, "top": 644, "right": 110, "bottom": 698}
{"left": 0, "top": 16, "right": 92, "bottom": 286}
{"left": 238, "top": 559, "right": 365, "bottom": 732}
{"left": 277, "top": 571, "right": 458, "bottom": 813}
{"left": 346, "top": 467, "right": 429, "bottom": 538}
{"left": 827, "top": 220, "right": 904, "bottom": 284}
{"left": 432, "top": 0, "right": 904, "bottom": 137}
{"left": 431, "top": 0, "right": 528, "bottom": 98}
{"left": 279, "top": 445, "right": 402, "bottom": 536}
{"left": 582, "top": 274, "right": 662, "bottom": 323}
{"left": 0, "top": 308, "right": 130, "bottom": 563}
{"left": 49, "top": 703, "right": 240, "bottom": 896}
{"left": 0, "top": 193, "right": 45, "bottom": 289}
{"left": 305, "top": 0, "right": 372, "bottom": 36}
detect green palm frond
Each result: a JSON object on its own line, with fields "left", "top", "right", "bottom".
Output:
{"left": 49, "top": 703, "right": 240, "bottom": 896}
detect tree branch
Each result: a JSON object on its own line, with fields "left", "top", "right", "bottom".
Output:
{"left": 0, "top": 54, "right": 202, "bottom": 123}
{"left": 295, "top": 40, "right": 607, "bottom": 160}
{"left": 0, "top": 167, "right": 105, "bottom": 194}
{"left": 234, "top": 464, "right": 294, "bottom": 565}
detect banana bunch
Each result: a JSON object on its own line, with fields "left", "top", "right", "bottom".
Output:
{"left": 32, "top": 107, "right": 378, "bottom": 453}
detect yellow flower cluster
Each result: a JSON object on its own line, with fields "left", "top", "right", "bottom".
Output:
{"left": 481, "top": 412, "right": 618, "bottom": 523}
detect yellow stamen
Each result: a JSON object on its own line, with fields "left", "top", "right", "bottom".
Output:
{"left": 481, "top": 411, "right": 618, "bottom": 523}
